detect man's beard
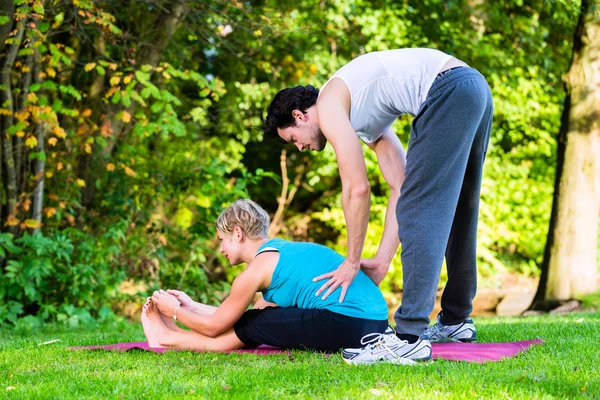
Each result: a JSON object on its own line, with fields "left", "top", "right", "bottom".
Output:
{"left": 312, "top": 128, "right": 327, "bottom": 151}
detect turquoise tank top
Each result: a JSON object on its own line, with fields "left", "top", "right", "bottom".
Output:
{"left": 259, "top": 239, "right": 388, "bottom": 320}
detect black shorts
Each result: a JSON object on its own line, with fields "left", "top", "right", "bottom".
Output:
{"left": 233, "top": 307, "right": 388, "bottom": 352}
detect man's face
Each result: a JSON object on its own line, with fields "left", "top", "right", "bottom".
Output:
{"left": 277, "top": 108, "right": 327, "bottom": 152}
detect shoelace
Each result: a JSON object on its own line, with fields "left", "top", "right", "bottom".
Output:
{"left": 423, "top": 322, "right": 442, "bottom": 338}
{"left": 360, "top": 332, "right": 386, "bottom": 347}
{"left": 359, "top": 332, "right": 405, "bottom": 361}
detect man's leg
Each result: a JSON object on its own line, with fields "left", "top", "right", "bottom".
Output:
{"left": 394, "top": 69, "right": 491, "bottom": 338}
{"left": 441, "top": 95, "right": 493, "bottom": 325}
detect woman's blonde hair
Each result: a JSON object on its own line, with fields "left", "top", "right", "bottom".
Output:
{"left": 216, "top": 199, "right": 270, "bottom": 239}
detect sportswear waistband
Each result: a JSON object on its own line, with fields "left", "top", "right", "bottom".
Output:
{"left": 428, "top": 67, "right": 485, "bottom": 98}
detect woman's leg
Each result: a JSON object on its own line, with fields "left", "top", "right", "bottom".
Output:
{"left": 141, "top": 300, "right": 245, "bottom": 351}
{"left": 233, "top": 307, "right": 389, "bottom": 352}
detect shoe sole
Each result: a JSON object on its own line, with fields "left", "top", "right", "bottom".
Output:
{"left": 341, "top": 354, "right": 432, "bottom": 366}
{"left": 430, "top": 337, "right": 477, "bottom": 343}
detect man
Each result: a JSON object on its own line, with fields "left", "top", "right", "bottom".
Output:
{"left": 262, "top": 48, "right": 493, "bottom": 364}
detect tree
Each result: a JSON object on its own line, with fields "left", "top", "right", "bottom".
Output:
{"left": 531, "top": 0, "right": 599, "bottom": 308}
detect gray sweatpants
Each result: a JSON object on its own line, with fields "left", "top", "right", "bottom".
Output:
{"left": 394, "top": 67, "right": 493, "bottom": 336}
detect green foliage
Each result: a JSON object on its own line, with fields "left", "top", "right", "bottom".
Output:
{"left": 0, "top": 226, "right": 126, "bottom": 325}
{"left": 0, "top": 0, "right": 588, "bottom": 323}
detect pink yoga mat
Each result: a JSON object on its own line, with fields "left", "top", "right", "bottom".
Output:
{"left": 70, "top": 339, "right": 543, "bottom": 363}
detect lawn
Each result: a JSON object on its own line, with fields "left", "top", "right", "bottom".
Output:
{"left": 1, "top": 313, "right": 599, "bottom": 399}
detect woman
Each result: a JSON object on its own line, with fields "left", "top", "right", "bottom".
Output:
{"left": 142, "top": 199, "right": 391, "bottom": 354}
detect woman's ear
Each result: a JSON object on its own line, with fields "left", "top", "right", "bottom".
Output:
{"left": 233, "top": 226, "right": 245, "bottom": 242}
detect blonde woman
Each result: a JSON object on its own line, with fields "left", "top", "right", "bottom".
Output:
{"left": 142, "top": 199, "right": 432, "bottom": 363}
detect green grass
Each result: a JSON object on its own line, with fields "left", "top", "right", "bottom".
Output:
{"left": 1, "top": 313, "right": 599, "bottom": 399}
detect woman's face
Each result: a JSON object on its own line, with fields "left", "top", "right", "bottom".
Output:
{"left": 218, "top": 229, "right": 243, "bottom": 265}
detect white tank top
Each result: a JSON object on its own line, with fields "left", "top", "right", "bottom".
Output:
{"left": 320, "top": 48, "right": 451, "bottom": 144}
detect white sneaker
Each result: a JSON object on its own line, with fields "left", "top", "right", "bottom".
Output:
{"left": 421, "top": 315, "right": 477, "bottom": 343}
{"left": 342, "top": 327, "right": 432, "bottom": 365}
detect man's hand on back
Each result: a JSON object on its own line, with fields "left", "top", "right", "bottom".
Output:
{"left": 313, "top": 259, "right": 360, "bottom": 302}
{"left": 360, "top": 257, "right": 390, "bottom": 286}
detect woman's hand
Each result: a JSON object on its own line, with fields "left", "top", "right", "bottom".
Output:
{"left": 166, "top": 289, "right": 195, "bottom": 308}
{"left": 151, "top": 290, "right": 181, "bottom": 318}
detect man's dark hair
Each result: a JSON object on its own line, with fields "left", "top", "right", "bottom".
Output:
{"left": 262, "top": 85, "right": 319, "bottom": 141}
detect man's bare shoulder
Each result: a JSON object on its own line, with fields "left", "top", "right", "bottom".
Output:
{"left": 318, "top": 77, "right": 350, "bottom": 109}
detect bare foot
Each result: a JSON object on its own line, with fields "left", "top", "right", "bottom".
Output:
{"left": 141, "top": 301, "right": 168, "bottom": 348}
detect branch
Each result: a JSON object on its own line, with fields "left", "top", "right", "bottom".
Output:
{"left": 268, "top": 149, "right": 289, "bottom": 238}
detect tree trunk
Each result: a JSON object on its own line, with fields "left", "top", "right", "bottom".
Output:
{"left": 531, "top": 0, "right": 600, "bottom": 308}
{"left": 82, "top": 0, "right": 188, "bottom": 209}
{"left": 0, "top": 20, "right": 25, "bottom": 234}
{"left": 16, "top": 51, "right": 33, "bottom": 197}
{"left": 31, "top": 122, "right": 47, "bottom": 235}
{"left": 0, "top": 0, "right": 15, "bottom": 54}
{"left": 31, "top": 48, "right": 46, "bottom": 234}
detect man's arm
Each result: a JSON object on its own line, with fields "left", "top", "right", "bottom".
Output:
{"left": 313, "top": 78, "right": 371, "bottom": 302}
{"left": 362, "top": 127, "right": 406, "bottom": 284}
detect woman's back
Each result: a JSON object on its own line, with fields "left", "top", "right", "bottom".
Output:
{"left": 260, "top": 239, "right": 388, "bottom": 320}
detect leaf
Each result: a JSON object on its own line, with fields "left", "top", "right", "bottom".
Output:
{"left": 121, "top": 111, "right": 131, "bottom": 123}
{"left": 33, "top": 3, "right": 44, "bottom": 15}
{"left": 24, "top": 219, "right": 42, "bottom": 229}
{"left": 85, "top": 144, "right": 92, "bottom": 154}
{"left": 4, "top": 216, "right": 19, "bottom": 227}
{"left": 53, "top": 126, "right": 66, "bottom": 138}
{"left": 82, "top": 108, "right": 92, "bottom": 117}
{"left": 46, "top": 67, "right": 56, "bottom": 78}
{"left": 76, "top": 179, "right": 86, "bottom": 187}
{"left": 124, "top": 166, "right": 136, "bottom": 177}
{"left": 158, "top": 235, "right": 167, "bottom": 246}
{"left": 105, "top": 163, "right": 116, "bottom": 172}
{"left": 25, "top": 136, "right": 38, "bottom": 149}
{"left": 123, "top": 76, "right": 132, "bottom": 84}
{"left": 16, "top": 131, "right": 25, "bottom": 137}
{"left": 27, "top": 93, "right": 38, "bottom": 103}
{"left": 29, "top": 152, "right": 46, "bottom": 161}
{"left": 109, "top": 76, "right": 121, "bottom": 86}
{"left": 84, "top": 63, "right": 96, "bottom": 72}
{"left": 96, "top": 66, "right": 106, "bottom": 76}
{"left": 162, "top": 71, "right": 171, "bottom": 80}
{"left": 48, "top": 137, "right": 58, "bottom": 146}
